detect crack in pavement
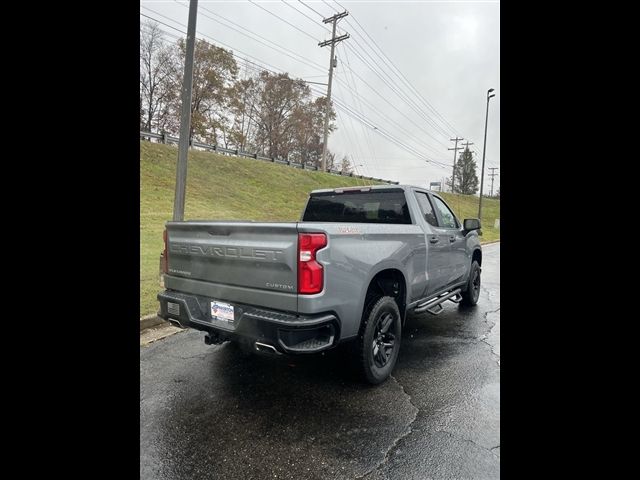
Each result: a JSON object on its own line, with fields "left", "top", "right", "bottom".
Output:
{"left": 479, "top": 338, "right": 500, "bottom": 367}
{"left": 356, "top": 374, "right": 420, "bottom": 479}
{"left": 480, "top": 284, "right": 498, "bottom": 303}
{"left": 435, "top": 429, "right": 501, "bottom": 459}
{"left": 481, "top": 307, "right": 500, "bottom": 333}
{"left": 479, "top": 308, "right": 500, "bottom": 367}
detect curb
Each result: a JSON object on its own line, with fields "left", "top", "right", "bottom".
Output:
{"left": 481, "top": 239, "right": 501, "bottom": 246}
{"left": 140, "top": 313, "right": 167, "bottom": 332}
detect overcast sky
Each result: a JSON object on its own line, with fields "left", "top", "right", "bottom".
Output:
{"left": 141, "top": 0, "right": 500, "bottom": 193}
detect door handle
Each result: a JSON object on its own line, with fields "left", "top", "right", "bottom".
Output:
{"left": 429, "top": 236, "right": 439, "bottom": 244}
{"left": 449, "top": 236, "right": 456, "bottom": 243}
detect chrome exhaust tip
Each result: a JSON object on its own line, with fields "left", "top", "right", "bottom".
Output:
{"left": 254, "top": 341, "right": 281, "bottom": 355}
{"left": 168, "top": 318, "right": 187, "bottom": 329}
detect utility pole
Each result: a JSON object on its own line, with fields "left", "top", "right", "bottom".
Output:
{"left": 173, "top": 0, "right": 198, "bottom": 221}
{"left": 319, "top": 10, "right": 349, "bottom": 172}
{"left": 478, "top": 88, "right": 496, "bottom": 220}
{"left": 448, "top": 137, "right": 464, "bottom": 193}
{"left": 488, "top": 167, "right": 499, "bottom": 197}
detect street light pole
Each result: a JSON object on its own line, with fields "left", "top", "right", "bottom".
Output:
{"left": 478, "top": 88, "right": 495, "bottom": 221}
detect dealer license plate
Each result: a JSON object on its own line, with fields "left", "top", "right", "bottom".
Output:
{"left": 210, "top": 300, "right": 235, "bottom": 322}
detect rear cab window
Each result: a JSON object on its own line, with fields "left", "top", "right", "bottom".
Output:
{"left": 302, "top": 188, "right": 412, "bottom": 224}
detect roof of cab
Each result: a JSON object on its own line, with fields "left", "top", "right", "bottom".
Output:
{"left": 309, "top": 184, "right": 430, "bottom": 195}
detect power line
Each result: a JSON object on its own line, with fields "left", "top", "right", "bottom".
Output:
{"left": 312, "top": 88, "right": 451, "bottom": 169}
{"left": 340, "top": 45, "right": 380, "bottom": 174}
{"left": 331, "top": 102, "right": 451, "bottom": 170}
{"left": 334, "top": 71, "right": 451, "bottom": 161}
{"left": 335, "top": 108, "right": 367, "bottom": 176}
{"left": 345, "top": 13, "right": 460, "bottom": 137}
{"left": 141, "top": 11, "right": 280, "bottom": 77}
{"left": 326, "top": 60, "right": 454, "bottom": 162}
{"left": 248, "top": 0, "right": 319, "bottom": 42}
{"left": 282, "top": 0, "right": 331, "bottom": 34}
{"left": 340, "top": 5, "right": 501, "bottom": 169}
{"left": 174, "top": 1, "right": 328, "bottom": 74}
{"left": 329, "top": 0, "right": 499, "bottom": 169}
{"left": 343, "top": 40, "right": 452, "bottom": 144}
{"left": 298, "top": 0, "right": 325, "bottom": 19}
{"left": 140, "top": 9, "right": 309, "bottom": 80}
{"left": 346, "top": 37, "right": 452, "bottom": 138}
{"left": 338, "top": 15, "right": 457, "bottom": 140}
{"left": 336, "top": 53, "right": 450, "bottom": 153}
{"left": 331, "top": 0, "right": 348, "bottom": 10}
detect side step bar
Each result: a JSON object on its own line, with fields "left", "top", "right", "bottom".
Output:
{"left": 414, "top": 289, "right": 462, "bottom": 315}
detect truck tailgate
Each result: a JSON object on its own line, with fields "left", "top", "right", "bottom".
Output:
{"left": 165, "top": 222, "right": 299, "bottom": 306}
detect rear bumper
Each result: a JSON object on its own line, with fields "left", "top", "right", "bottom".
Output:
{"left": 157, "top": 290, "right": 340, "bottom": 354}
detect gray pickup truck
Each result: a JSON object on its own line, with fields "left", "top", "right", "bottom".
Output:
{"left": 157, "top": 185, "right": 482, "bottom": 384}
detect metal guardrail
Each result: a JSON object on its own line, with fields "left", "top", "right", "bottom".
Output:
{"left": 140, "top": 131, "right": 399, "bottom": 184}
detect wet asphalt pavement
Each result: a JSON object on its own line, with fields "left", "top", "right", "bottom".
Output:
{"left": 140, "top": 243, "right": 500, "bottom": 480}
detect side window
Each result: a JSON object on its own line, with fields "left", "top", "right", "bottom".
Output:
{"left": 432, "top": 196, "right": 459, "bottom": 229}
{"left": 414, "top": 192, "right": 438, "bottom": 226}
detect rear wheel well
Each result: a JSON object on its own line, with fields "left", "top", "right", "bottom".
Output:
{"left": 363, "top": 269, "right": 407, "bottom": 324}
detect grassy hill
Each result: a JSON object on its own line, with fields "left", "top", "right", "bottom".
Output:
{"left": 140, "top": 141, "right": 500, "bottom": 316}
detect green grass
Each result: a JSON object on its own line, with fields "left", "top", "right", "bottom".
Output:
{"left": 140, "top": 141, "right": 500, "bottom": 316}
{"left": 439, "top": 191, "right": 501, "bottom": 243}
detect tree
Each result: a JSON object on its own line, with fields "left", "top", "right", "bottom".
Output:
{"left": 172, "top": 39, "right": 238, "bottom": 142}
{"left": 325, "top": 150, "right": 337, "bottom": 171}
{"left": 251, "top": 72, "right": 310, "bottom": 159}
{"left": 227, "top": 76, "right": 259, "bottom": 151}
{"left": 140, "top": 21, "right": 179, "bottom": 133}
{"left": 447, "top": 148, "right": 479, "bottom": 195}
{"left": 139, "top": 31, "right": 348, "bottom": 163}
{"left": 339, "top": 155, "right": 354, "bottom": 175}
{"left": 289, "top": 96, "right": 332, "bottom": 167}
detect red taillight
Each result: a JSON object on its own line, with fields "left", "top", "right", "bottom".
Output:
{"left": 297, "top": 233, "right": 327, "bottom": 294}
{"left": 162, "top": 229, "right": 168, "bottom": 274}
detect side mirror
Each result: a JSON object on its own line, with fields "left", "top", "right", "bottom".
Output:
{"left": 463, "top": 218, "right": 481, "bottom": 235}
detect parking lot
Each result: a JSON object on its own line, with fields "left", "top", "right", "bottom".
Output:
{"left": 140, "top": 243, "right": 500, "bottom": 480}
